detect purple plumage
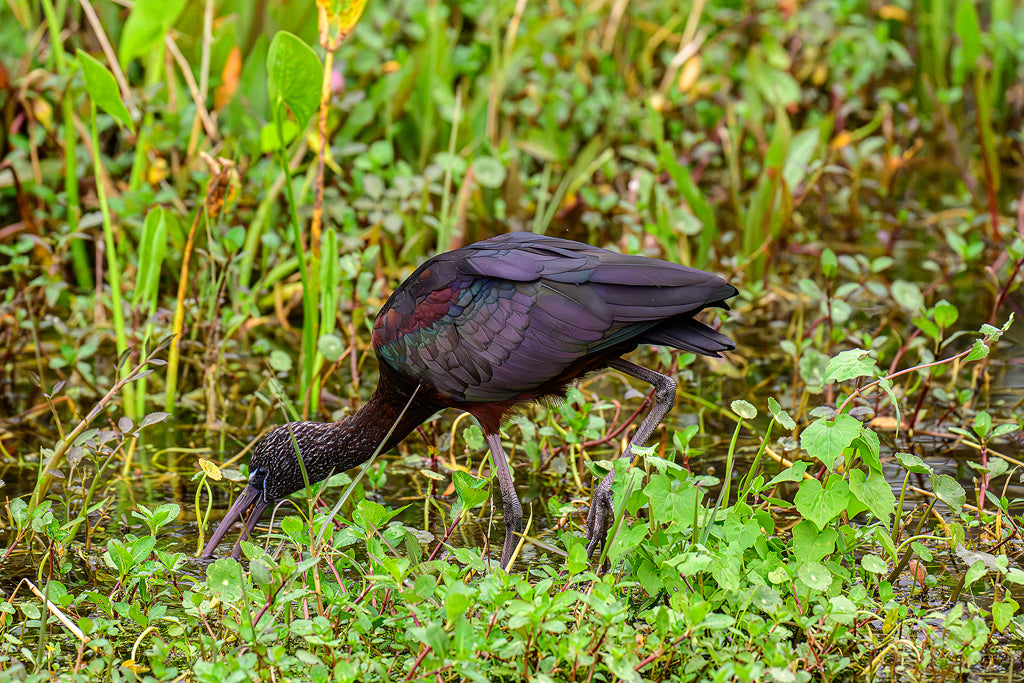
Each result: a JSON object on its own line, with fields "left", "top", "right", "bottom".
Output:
{"left": 202, "top": 233, "right": 736, "bottom": 568}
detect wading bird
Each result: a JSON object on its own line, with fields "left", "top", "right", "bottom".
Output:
{"left": 201, "top": 232, "right": 736, "bottom": 568}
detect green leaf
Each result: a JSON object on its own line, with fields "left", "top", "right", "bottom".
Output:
{"left": 954, "top": 0, "right": 982, "bottom": 85}
{"left": 933, "top": 300, "right": 959, "bottom": 329}
{"left": 964, "top": 340, "right": 989, "bottom": 362}
{"left": 992, "top": 423, "right": 1019, "bottom": 438}
{"left": 750, "top": 585, "right": 782, "bottom": 614}
{"left": 797, "top": 561, "right": 832, "bottom": 591}
{"left": 822, "top": 348, "right": 878, "bottom": 385}
{"left": 972, "top": 411, "right": 991, "bottom": 440}
{"left": 472, "top": 157, "right": 507, "bottom": 188}
{"left": 768, "top": 397, "right": 796, "bottom": 430}
{"left": 118, "top": 0, "right": 187, "bottom": 65}
{"left": 848, "top": 470, "right": 895, "bottom": 524}
{"left": 828, "top": 596, "right": 857, "bottom": 625}
{"left": 896, "top": 452, "right": 932, "bottom": 474}
{"left": 260, "top": 119, "right": 300, "bottom": 152}
{"left": 794, "top": 478, "right": 850, "bottom": 530}
{"left": 317, "top": 334, "right": 345, "bottom": 362}
{"left": 874, "top": 526, "right": 898, "bottom": 561}
{"left": 206, "top": 558, "right": 245, "bottom": 603}
{"left": 765, "top": 460, "right": 808, "bottom": 487}
{"left": 929, "top": 474, "right": 966, "bottom": 510}
{"left": 443, "top": 582, "right": 474, "bottom": 624}
{"left": 792, "top": 520, "right": 837, "bottom": 562}
{"left": 800, "top": 414, "right": 862, "bottom": 470}
{"left": 130, "top": 535, "right": 156, "bottom": 563}
{"left": 134, "top": 207, "right": 169, "bottom": 307}
{"left": 731, "top": 399, "right": 757, "bottom": 420}
{"left": 860, "top": 554, "right": 888, "bottom": 574}
{"left": 913, "top": 316, "right": 940, "bottom": 342}
{"left": 891, "top": 280, "right": 924, "bottom": 313}
{"left": 820, "top": 247, "right": 837, "bottom": 278}
{"left": 77, "top": 50, "right": 134, "bottom": 131}
{"left": 280, "top": 515, "right": 305, "bottom": 543}
{"left": 853, "top": 427, "right": 882, "bottom": 473}
{"left": 644, "top": 476, "right": 698, "bottom": 529}
{"left": 964, "top": 560, "right": 987, "bottom": 587}
{"left": 267, "top": 31, "right": 324, "bottom": 129}
{"left": 451, "top": 470, "right": 489, "bottom": 520}
{"left": 105, "top": 539, "right": 134, "bottom": 575}
{"left": 269, "top": 350, "right": 292, "bottom": 372}
{"left": 992, "top": 598, "right": 1018, "bottom": 632}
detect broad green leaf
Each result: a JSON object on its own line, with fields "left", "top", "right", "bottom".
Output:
{"left": 451, "top": 470, "right": 489, "bottom": 520}
{"left": 443, "top": 582, "right": 474, "bottom": 624}
{"left": 964, "top": 560, "right": 987, "bottom": 587}
{"left": 896, "top": 452, "right": 932, "bottom": 474}
{"left": 77, "top": 50, "right": 134, "bottom": 131}
{"left": 913, "top": 316, "right": 940, "bottom": 341}
{"left": 930, "top": 474, "right": 966, "bottom": 510}
{"left": 750, "top": 585, "right": 782, "bottom": 614}
{"left": 280, "top": 515, "right": 305, "bottom": 542}
{"left": 964, "top": 339, "right": 989, "bottom": 362}
{"left": 317, "top": 334, "right": 345, "bottom": 362}
{"left": 794, "top": 478, "right": 850, "bottom": 530}
{"left": 933, "top": 300, "right": 959, "bottom": 329}
{"left": 891, "top": 280, "right": 924, "bottom": 313}
{"left": 768, "top": 397, "right": 796, "bottom": 430}
{"left": 118, "top": 0, "right": 187, "bottom": 65}
{"left": 800, "top": 414, "right": 862, "bottom": 470}
{"left": 207, "top": 558, "right": 245, "bottom": 602}
{"left": 792, "top": 520, "right": 837, "bottom": 562}
{"left": 765, "top": 460, "right": 809, "bottom": 487}
{"left": 822, "top": 348, "right": 878, "bottom": 385}
{"left": 848, "top": 470, "right": 895, "bottom": 523}
{"left": 992, "top": 597, "right": 1018, "bottom": 632}
{"left": 645, "top": 476, "right": 698, "bottom": 529}
{"left": 472, "top": 157, "right": 506, "bottom": 188}
{"left": 267, "top": 31, "right": 324, "bottom": 129}
{"left": 797, "top": 561, "right": 832, "bottom": 591}
{"left": 130, "top": 535, "right": 156, "bottom": 563}
{"left": 860, "top": 554, "right": 888, "bottom": 574}
{"left": 828, "top": 596, "right": 857, "bottom": 625}
{"left": 731, "top": 399, "right": 757, "bottom": 420}
{"left": 260, "top": 119, "right": 300, "bottom": 152}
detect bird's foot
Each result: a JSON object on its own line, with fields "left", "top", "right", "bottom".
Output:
{"left": 584, "top": 471, "right": 615, "bottom": 559}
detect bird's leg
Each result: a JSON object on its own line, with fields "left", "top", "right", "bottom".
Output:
{"left": 585, "top": 358, "right": 677, "bottom": 558}
{"left": 485, "top": 431, "right": 524, "bottom": 570}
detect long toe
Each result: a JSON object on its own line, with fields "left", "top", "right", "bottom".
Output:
{"left": 585, "top": 481, "right": 614, "bottom": 557}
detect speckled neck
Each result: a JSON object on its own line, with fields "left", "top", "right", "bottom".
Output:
{"left": 250, "top": 376, "right": 440, "bottom": 500}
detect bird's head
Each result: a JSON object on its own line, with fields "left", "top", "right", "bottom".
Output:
{"left": 200, "top": 421, "right": 340, "bottom": 559}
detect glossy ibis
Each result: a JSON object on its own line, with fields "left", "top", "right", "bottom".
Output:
{"left": 201, "top": 232, "right": 736, "bottom": 568}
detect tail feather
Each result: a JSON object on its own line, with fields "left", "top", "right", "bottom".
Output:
{"left": 639, "top": 316, "right": 734, "bottom": 358}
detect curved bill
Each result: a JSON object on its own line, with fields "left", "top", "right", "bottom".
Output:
{"left": 201, "top": 484, "right": 271, "bottom": 559}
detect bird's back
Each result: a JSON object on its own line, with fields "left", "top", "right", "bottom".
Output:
{"left": 372, "top": 233, "right": 736, "bottom": 405}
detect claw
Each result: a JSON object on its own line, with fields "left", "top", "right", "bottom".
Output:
{"left": 584, "top": 471, "right": 615, "bottom": 558}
